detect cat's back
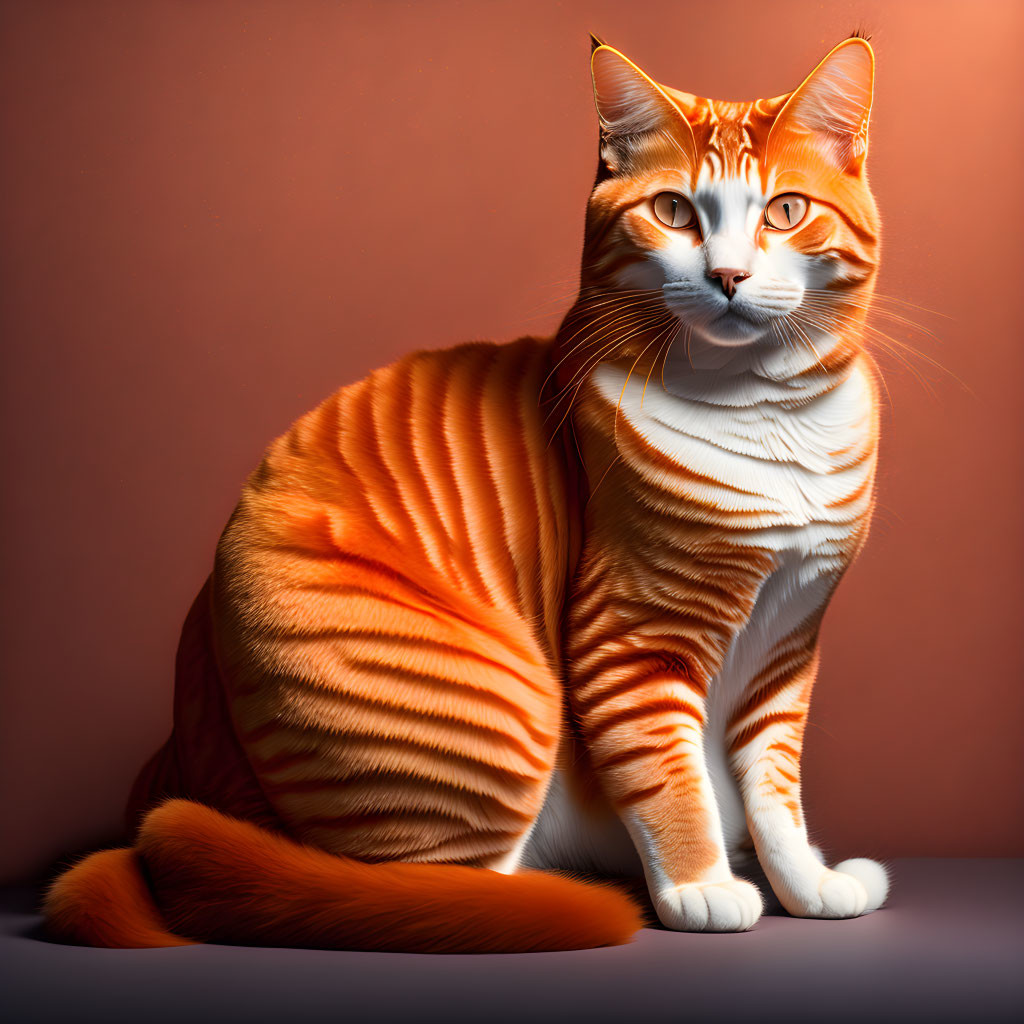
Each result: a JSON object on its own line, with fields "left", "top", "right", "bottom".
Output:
{"left": 215, "top": 334, "right": 574, "bottom": 648}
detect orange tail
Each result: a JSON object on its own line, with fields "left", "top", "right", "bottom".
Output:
{"left": 44, "top": 799, "right": 642, "bottom": 953}
{"left": 43, "top": 846, "right": 193, "bottom": 948}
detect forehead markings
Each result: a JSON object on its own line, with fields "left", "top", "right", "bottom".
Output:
{"left": 702, "top": 101, "right": 755, "bottom": 180}
{"left": 683, "top": 99, "right": 777, "bottom": 209}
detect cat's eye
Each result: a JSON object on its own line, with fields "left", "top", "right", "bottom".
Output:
{"left": 652, "top": 192, "right": 697, "bottom": 229}
{"left": 764, "top": 193, "right": 809, "bottom": 230}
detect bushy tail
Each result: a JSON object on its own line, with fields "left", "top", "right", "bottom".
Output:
{"left": 44, "top": 800, "right": 642, "bottom": 953}
{"left": 43, "top": 846, "right": 193, "bottom": 948}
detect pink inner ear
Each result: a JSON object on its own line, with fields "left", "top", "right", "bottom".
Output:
{"left": 591, "top": 47, "right": 674, "bottom": 136}
{"left": 775, "top": 42, "right": 874, "bottom": 168}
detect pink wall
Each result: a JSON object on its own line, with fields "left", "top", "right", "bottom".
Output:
{"left": 1, "top": 0, "right": 1022, "bottom": 883}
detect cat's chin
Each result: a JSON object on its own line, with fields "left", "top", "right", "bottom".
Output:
{"left": 692, "top": 312, "right": 767, "bottom": 348}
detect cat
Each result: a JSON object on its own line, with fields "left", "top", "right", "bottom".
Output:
{"left": 45, "top": 34, "right": 890, "bottom": 952}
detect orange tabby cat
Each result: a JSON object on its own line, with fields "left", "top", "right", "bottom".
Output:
{"left": 45, "top": 35, "right": 889, "bottom": 952}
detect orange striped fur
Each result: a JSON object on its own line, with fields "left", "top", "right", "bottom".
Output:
{"left": 46, "top": 36, "right": 890, "bottom": 949}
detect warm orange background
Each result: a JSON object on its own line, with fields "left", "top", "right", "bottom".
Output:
{"left": 1, "top": 0, "right": 1022, "bottom": 884}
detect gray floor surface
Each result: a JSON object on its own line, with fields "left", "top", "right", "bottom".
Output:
{"left": 1, "top": 859, "right": 1022, "bottom": 1024}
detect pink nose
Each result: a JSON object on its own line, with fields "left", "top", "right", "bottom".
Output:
{"left": 709, "top": 267, "right": 751, "bottom": 298}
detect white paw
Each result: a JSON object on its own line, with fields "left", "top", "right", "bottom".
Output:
{"left": 814, "top": 867, "right": 869, "bottom": 918}
{"left": 784, "top": 858, "right": 888, "bottom": 919}
{"left": 654, "top": 878, "right": 763, "bottom": 932}
{"left": 834, "top": 857, "right": 889, "bottom": 912}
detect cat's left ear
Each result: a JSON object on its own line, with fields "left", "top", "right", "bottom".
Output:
{"left": 769, "top": 38, "right": 874, "bottom": 173}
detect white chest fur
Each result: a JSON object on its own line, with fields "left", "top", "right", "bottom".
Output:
{"left": 592, "top": 359, "right": 877, "bottom": 558}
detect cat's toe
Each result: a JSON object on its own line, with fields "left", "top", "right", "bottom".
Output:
{"left": 655, "top": 878, "right": 763, "bottom": 932}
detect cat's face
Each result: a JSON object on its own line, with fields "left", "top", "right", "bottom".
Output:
{"left": 584, "top": 39, "right": 880, "bottom": 352}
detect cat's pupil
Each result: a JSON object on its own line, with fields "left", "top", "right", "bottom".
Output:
{"left": 783, "top": 202, "right": 791, "bottom": 223}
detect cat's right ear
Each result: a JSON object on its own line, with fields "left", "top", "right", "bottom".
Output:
{"left": 590, "top": 45, "right": 697, "bottom": 175}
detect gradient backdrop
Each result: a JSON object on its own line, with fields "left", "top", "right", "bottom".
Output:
{"left": 1, "top": 0, "right": 1022, "bottom": 884}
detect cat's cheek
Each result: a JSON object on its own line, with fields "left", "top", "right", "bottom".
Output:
{"left": 759, "top": 242, "right": 810, "bottom": 292}
{"left": 792, "top": 248, "right": 844, "bottom": 293}
{"left": 612, "top": 255, "right": 666, "bottom": 292}
{"left": 644, "top": 239, "right": 706, "bottom": 302}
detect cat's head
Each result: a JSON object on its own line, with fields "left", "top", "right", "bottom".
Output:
{"left": 582, "top": 37, "right": 879, "bottom": 353}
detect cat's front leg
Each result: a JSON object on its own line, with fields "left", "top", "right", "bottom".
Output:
{"left": 571, "top": 655, "right": 762, "bottom": 932}
{"left": 727, "top": 645, "right": 889, "bottom": 918}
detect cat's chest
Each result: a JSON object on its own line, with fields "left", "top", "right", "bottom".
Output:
{"left": 590, "top": 361, "right": 877, "bottom": 563}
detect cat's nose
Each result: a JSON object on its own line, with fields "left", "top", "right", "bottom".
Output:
{"left": 709, "top": 267, "right": 751, "bottom": 299}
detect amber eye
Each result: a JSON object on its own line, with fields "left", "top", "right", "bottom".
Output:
{"left": 652, "top": 192, "right": 697, "bottom": 229}
{"left": 764, "top": 193, "right": 809, "bottom": 230}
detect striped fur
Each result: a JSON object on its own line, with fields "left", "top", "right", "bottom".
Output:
{"left": 46, "top": 37, "right": 888, "bottom": 949}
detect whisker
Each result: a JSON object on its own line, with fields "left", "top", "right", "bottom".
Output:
{"left": 543, "top": 312, "right": 674, "bottom": 441}
{"left": 615, "top": 318, "right": 675, "bottom": 424}
{"left": 557, "top": 289, "right": 665, "bottom": 326}
{"left": 642, "top": 321, "right": 681, "bottom": 408}
{"left": 818, "top": 288, "right": 952, "bottom": 320}
{"left": 782, "top": 312, "right": 830, "bottom": 375}
{"left": 539, "top": 296, "right": 666, "bottom": 398}
{"left": 584, "top": 317, "right": 678, "bottom": 500}
{"left": 552, "top": 311, "right": 674, "bottom": 400}
{"left": 795, "top": 297, "right": 965, "bottom": 392}
{"left": 519, "top": 285, "right": 664, "bottom": 331}
{"left": 789, "top": 308, "right": 937, "bottom": 400}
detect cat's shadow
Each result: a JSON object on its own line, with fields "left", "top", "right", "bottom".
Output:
{"left": 0, "top": 886, "right": 61, "bottom": 943}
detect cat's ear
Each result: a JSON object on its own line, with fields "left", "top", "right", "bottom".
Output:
{"left": 769, "top": 38, "right": 874, "bottom": 173}
{"left": 590, "top": 45, "right": 696, "bottom": 174}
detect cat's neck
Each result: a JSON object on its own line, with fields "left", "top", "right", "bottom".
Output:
{"left": 578, "top": 322, "right": 878, "bottom": 479}
{"left": 658, "top": 329, "right": 862, "bottom": 409}
{"left": 587, "top": 336, "right": 878, "bottom": 491}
